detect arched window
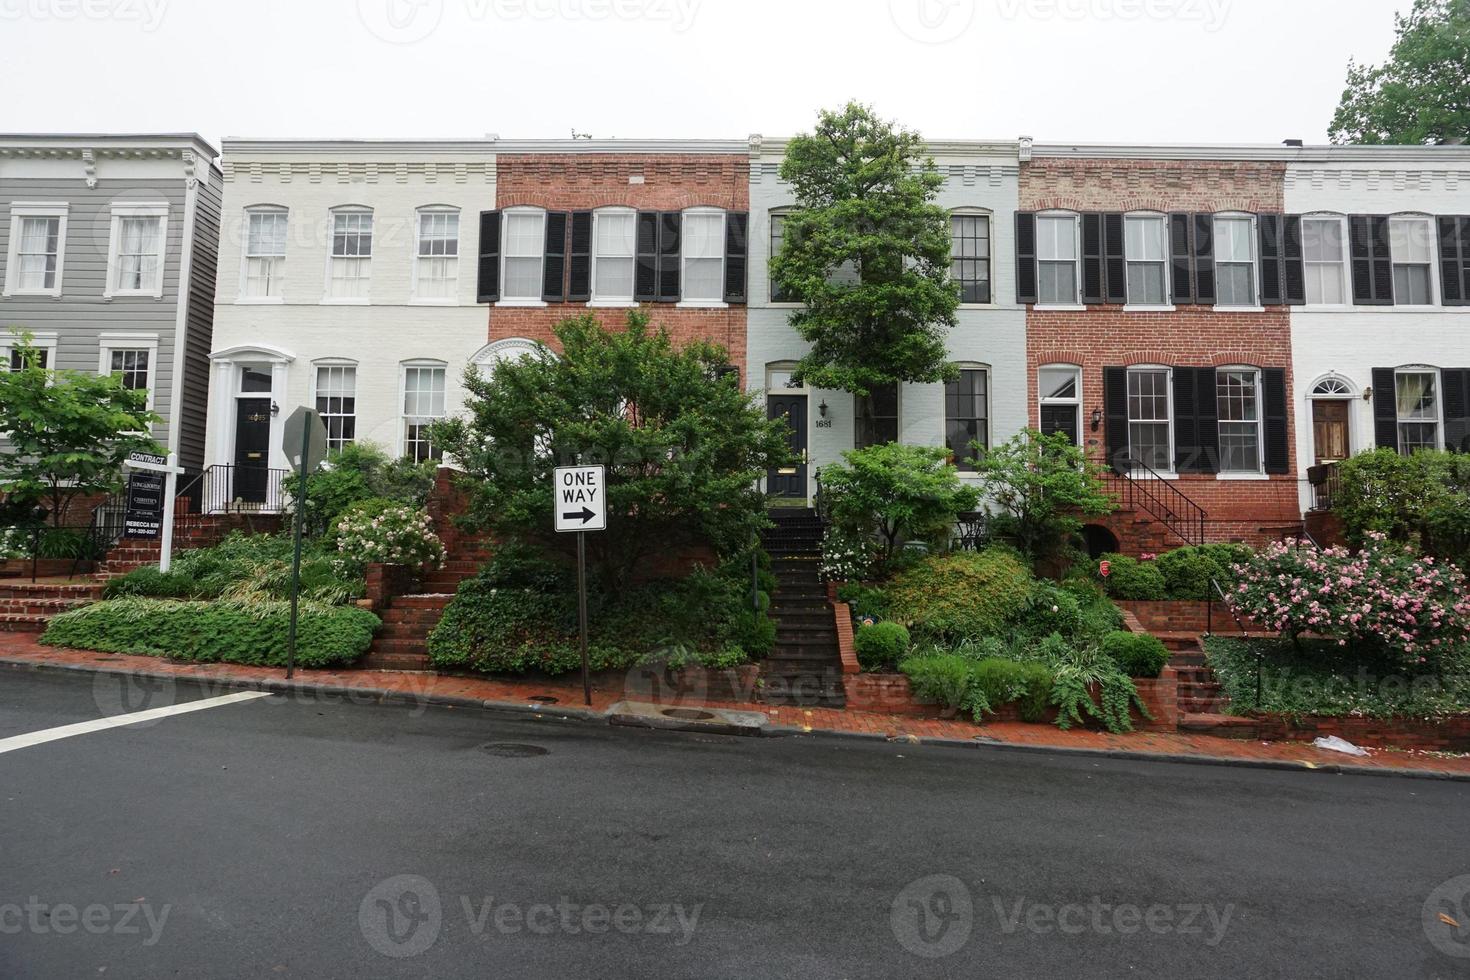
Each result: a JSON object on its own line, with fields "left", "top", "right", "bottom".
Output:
{"left": 1312, "top": 377, "right": 1353, "bottom": 397}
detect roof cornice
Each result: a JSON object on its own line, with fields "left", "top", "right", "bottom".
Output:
{"left": 1032, "top": 141, "right": 1470, "bottom": 164}
{"left": 0, "top": 133, "right": 218, "bottom": 159}
{"left": 222, "top": 137, "right": 749, "bottom": 157}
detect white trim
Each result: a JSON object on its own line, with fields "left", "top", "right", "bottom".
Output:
{"left": 471, "top": 337, "right": 549, "bottom": 369}
{"left": 1123, "top": 305, "right": 1177, "bottom": 313}
{"left": 588, "top": 299, "right": 639, "bottom": 308}
{"left": 1037, "top": 363, "right": 1083, "bottom": 444}
{"left": 675, "top": 300, "right": 729, "bottom": 309}
{"left": 591, "top": 206, "right": 637, "bottom": 303}
{"left": 1125, "top": 364, "right": 1175, "bottom": 475}
{"left": 1123, "top": 211, "right": 1170, "bottom": 306}
{"left": 399, "top": 359, "right": 448, "bottom": 461}
{"left": 97, "top": 332, "right": 161, "bottom": 411}
{"left": 1214, "top": 365, "right": 1265, "bottom": 476}
{"left": 1, "top": 331, "right": 58, "bottom": 370}
{"left": 3, "top": 202, "right": 68, "bottom": 298}
{"left": 165, "top": 177, "right": 200, "bottom": 457}
{"left": 680, "top": 207, "right": 726, "bottom": 304}
{"left": 102, "top": 202, "right": 169, "bottom": 300}
{"left": 210, "top": 343, "right": 295, "bottom": 363}
{"left": 237, "top": 204, "right": 288, "bottom": 302}
{"left": 1388, "top": 213, "right": 1440, "bottom": 308}
{"left": 500, "top": 206, "right": 547, "bottom": 303}
{"left": 1035, "top": 210, "right": 1081, "bottom": 306}
{"left": 1033, "top": 304, "right": 1087, "bottom": 312}
{"left": 1391, "top": 366, "right": 1444, "bottom": 452}
{"left": 1300, "top": 213, "right": 1351, "bottom": 308}
{"left": 494, "top": 298, "right": 548, "bottom": 308}
{"left": 1211, "top": 212, "right": 1259, "bottom": 309}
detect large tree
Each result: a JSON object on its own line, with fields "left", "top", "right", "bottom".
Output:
{"left": 0, "top": 333, "right": 163, "bottom": 526}
{"left": 430, "top": 313, "right": 792, "bottom": 593}
{"left": 771, "top": 102, "right": 959, "bottom": 394}
{"left": 1330, "top": 0, "right": 1470, "bottom": 145}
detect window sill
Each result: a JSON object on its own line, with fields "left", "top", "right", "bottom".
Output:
{"left": 495, "top": 299, "right": 548, "bottom": 308}
{"left": 765, "top": 301, "right": 804, "bottom": 309}
{"left": 1033, "top": 304, "right": 1087, "bottom": 312}
{"left": 1127, "top": 469, "right": 1179, "bottom": 481}
{"left": 587, "top": 299, "right": 638, "bottom": 308}
{"left": 1123, "top": 305, "right": 1176, "bottom": 313}
{"left": 1212, "top": 305, "right": 1266, "bottom": 313}
{"left": 1216, "top": 471, "right": 1269, "bottom": 481}
{"left": 958, "top": 303, "right": 1000, "bottom": 311}
{"left": 3, "top": 288, "right": 63, "bottom": 299}
{"left": 1298, "top": 304, "right": 1356, "bottom": 312}
{"left": 235, "top": 296, "right": 285, "bottom": 305}
{"left": 103, "top": 291, "right": 164, "bottom": 301}
{"left": 676, "top": 300, "right": 729, "bottom": 309}
{"left": 320, "top": 298, "right": 370, "bottom": 306}
{"left": 1392, "top": 304, "right": 1443, "bottom": 312}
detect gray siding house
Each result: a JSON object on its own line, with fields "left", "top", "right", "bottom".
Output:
{"left": 0, "top": 134, "right": 222, "bottom": 476}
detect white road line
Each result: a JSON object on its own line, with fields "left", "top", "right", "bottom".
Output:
{"left": 0, "top": 690, "right": 273, "bottom": 755}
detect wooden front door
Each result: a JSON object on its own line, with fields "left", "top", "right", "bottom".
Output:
{"left": 767, "top": 393, "right": 808, "bottom": 499}
{"left": 233, "top": 398, "right": 272, "bottom": 503}
{"left": 1312, "top": 399, "right": 1350, "bottom": 465}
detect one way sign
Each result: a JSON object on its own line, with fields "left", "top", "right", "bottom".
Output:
{"left": 553, "top": 465, "right": 607, "bottom": 533}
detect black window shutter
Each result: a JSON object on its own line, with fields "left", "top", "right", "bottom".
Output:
{"left": 1350, "top": 216, "right": 1393, "bottom": 305}
{"left": 1283, "top": 214, "right": 1306, "bottom": 305}
{"left": 1195, "top": 367, "right": 1220, "bottom": 473}
{"left": 1371, "top": 367, "right": 1398, "bottom": 450}
{"left": 1103, "top": 212, "right": 1127, "bottom": 304}
{"left": 1192, "top": 214, "right": 1216, "bottom": 304}
{"left": 1172, "top": 368, "right": 1200, "bottom": 473}
{"left": 541, "top": 211, "right": 568, "bottom": 302}
{"left": 634, "top": 211, "right": 658, "bottom": 302}
{"left": 567, "top": 211, "right": 592, "bottom": 301}
{"left": 1015, "top": 212, "right": 1038, "bottom": 304}
{"left": 657, "top": 212, "right": 681, "bottom": 302}
{"left": 475, "top": 210, "right": 501, "bottom": 303}
{"left": 1103, "top": 366, "right": 1130, "bottom": 473}
{"left": 1444, "top": 368, "right": 1470, "bottom": 452}
{"left": 1258, "top": 213, "right": 1285, "bottom": 305}
{"left": 723, "top": 211, "right": 748, "bottom": 303}
{"left": 1440, "top": 217, "right": 1469, "bottom": 306}
{"left": 1081, "top": 213, "right": 1104, "bottom": 305}
{"left": 1263, "top": 367, "right": 1289, "bottom": 474}
{"left": 1169, "top": 213, "right": 1194, "bottom": 304}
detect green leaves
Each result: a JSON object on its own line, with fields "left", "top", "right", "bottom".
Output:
{"left": 976, "top": 429, "right": 1114, "bottom": 563}
{"left": 819, "top": 443, "right": 980, "bottom": 565}
{"left": 772, "top": 102, "right": 959, "bottom": 393}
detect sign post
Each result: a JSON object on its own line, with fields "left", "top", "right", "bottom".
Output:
{"left": 123, "top": 450, "right": 182, "bottom": 572}
{"left": 554, "top": 464, "right": 607, "bottom": 706}
{"left": 281, "top": 406, "right": 329, "bottom": 680}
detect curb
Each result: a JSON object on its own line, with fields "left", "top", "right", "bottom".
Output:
{"left": 5, "top": 655, "right": 1468, "bottom": 782}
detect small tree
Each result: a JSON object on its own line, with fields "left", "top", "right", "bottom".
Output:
{"left": 771, "top": 102, "right": 959, "bottom": 394}
{"left": 430, "top": 312, "right": 792, "bottom": 593}
{"left": 0, "top": 333, "right": 161, "bottom": 526}
{"left": 1330, "top": 0, "right": 1470, "bottom": 145}
{"left": 977, "top": 430, "right": 1114, "bottom": 563}
{"left": 285, "top": 441, "right": 437, "bottom": 536}
{"left": 820, "top": 443, "right": 979, "bottom": 567}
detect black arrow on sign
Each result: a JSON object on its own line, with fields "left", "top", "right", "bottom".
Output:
{"left": 562, "top": 506, "right": 595, "bottom": 524}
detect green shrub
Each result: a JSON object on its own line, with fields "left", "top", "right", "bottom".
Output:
{"left": 899, "top": 654, "right": 974, "bottom": 711}
{"left": 1099, "top": 553, "right": 1166, "bottom": 601}
{"left": 972, "top": 659, "right": 1055, "bottom": 722}
{"left": 1074, "top": 593, "right": 1126, "bottom": 643}
{"left": 1100, "top": 630, "right": 1170, "bottom": 678}
{"left": 41, "top": 597, "right": 378, "bottom": 667}
{"left": 854, "top": 621, "right": 910, "bottom": 672}
{"left": 288, "top": 442, "right": 438, "bottom": 536}
{"left": 105, "top": 532, "right": 365, "bottom": 604}
{"left": 1012, "top": 582, "right": 1082, "bottom": 640}
{"left": 886, "top": 548, "right": 1033, "bottom": 643}
{"left": 836, "top": 582, "right": 889, "bottom": 621}
{"left": 1154, "top": 544, "right": 1252, "bottom": 600}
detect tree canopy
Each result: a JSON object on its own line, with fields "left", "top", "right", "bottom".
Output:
{"left": 770, "top": 102, "right": 959, "bottom": 394}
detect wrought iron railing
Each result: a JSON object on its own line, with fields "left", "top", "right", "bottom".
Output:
{"left": 1, "top": 522, "right": 114, "bottom": 582}
{"left": 1307, "top": 462, "right": 1340, "bottom": 512}
{"left": 1106, "top": 457, "right": 1207, "bottom": 547}
{"left": 952, "top": 511, "right": 992, "bottom": 552}
{"left": 193, "top": 464, "right": 291, "bottom": 515}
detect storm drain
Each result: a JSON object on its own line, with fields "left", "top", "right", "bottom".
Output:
{"left": 478, "top": 742, "right": 549, "bottom": 758}
{"left": 661, "top": 708, "right": 716, "bottom": 721}
{"left": 528, "top": 695, "right": 559, "bottom": 704}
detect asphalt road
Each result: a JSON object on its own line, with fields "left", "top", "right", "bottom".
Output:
{"left": 1, "top": 668, "right": 1468, "bottom": 979}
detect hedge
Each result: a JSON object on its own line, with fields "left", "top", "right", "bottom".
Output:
{"left": 854, "top": 621, "right": 910, "bottom": 672}
{"left": 1099, "top": 630, "right": 1171, "bottom": 678}
{"left": 41, "top": 597, "right": 379, "bottom": 668}
{"left": 886, "top": 549, "right": 1033, "bottom": 642}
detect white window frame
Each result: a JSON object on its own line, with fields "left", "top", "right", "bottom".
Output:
{"left": 2, "top": 331, "right": 58, "bottom": 372}
{"left": 1126, "top": 365, "right": 1175, "bottom": 475}
{"left": 765, "top": 360, "right": 806, "bottom": 392}
{"left": 97, "top": 332, "right": 160, "bottom": 411}
{"left": 399, "top": 359, "right": 448, "bottom": 461}
{"left": 1394, "top": 366, "right": 1443, "bottom": 453}
{"left": 411, "top": 206, "right": 461, "bottom": 305}
{"left": 678, "top": 207, "right": 727, "bottom": 308}
{"left": 238, "top": 205, "right": 288, "bottom": 303}
{"left": 1123, "top": 212, "right": 1172, "bottom": 310}
{"left": 103, "top": 203, "right": 168, "bottom": 299}
{"left": 1389, "top": 214, "right": 1439, "bottom": 308}
{"left": 311, "top": 358, "right": 359, "bottom": 452}
{"left": 1215, "top": 365, "right": 1265, "bottom": 476}
{"left": 4, "top": 202, "right": 68, "bottom": 298}
{"left": 1212, "top": 212, "right": 1259, "bottom": 309}
{"left": 1300, "top": 213, "right": 1351, "bottom": 308}
{"left": 498, "top": 206, "right": 547, "bottom": 306}
{"left": 1037, "top": 364, "right": 1083, "bottom": 443}
{"left": 950, "top": 209, "right": 993, "bottom": 307}
{"left": 1035, "top": 211, "right": 1082, "bottom": 308}
{"left": 590, "top": 206, "right": 637, "bottom": 305}
{"left": 322, "top": 206, "right": 374, "bottom": 304}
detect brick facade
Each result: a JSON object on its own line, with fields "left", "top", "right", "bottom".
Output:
{"left": 488, "top": 153, "right": 749, "bottom": 380}
{"left": 1021, "top": 158, "right": 1300, "bottom": 547}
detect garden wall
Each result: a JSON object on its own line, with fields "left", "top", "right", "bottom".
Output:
{"left": 1118, "top": 600, "right": 1264, "bottom": 635}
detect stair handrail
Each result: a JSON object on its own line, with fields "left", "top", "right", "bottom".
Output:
{"left": 1208, "top": 574, "right": 1263, "bottom": 708}
{"left": 1107, "top": 456, "right": 1207, "bottom": 547}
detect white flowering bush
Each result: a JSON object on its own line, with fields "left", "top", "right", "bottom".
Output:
{"left": 819, "top": 524, "right": 878, "bottom": 582}
{"left": 335, "top": 502, "right": 445, "bottom": 570}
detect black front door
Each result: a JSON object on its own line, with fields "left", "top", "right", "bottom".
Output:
{"left": 234, "top": 398, "right": 271, "bottom": 503}
{"left": 767, "top": 394, "right": 808, "bottom": 499}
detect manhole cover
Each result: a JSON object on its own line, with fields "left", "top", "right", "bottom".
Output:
{"left": 478, "top": 742, "right": 549, "bottom": 758}
{"left": 528, "top": 695, "right": 559, "bottom": 704}
{"left": 661, "top": 708, "right": 716, "bottom": 721}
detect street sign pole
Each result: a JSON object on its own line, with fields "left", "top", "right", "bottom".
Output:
{"left": 553, "top": 464, "right": 607, "bottom": 707}
{"left": 577, "top": 530, "right": 590, "bottom": 706}
{"left": 285, "top": 419, "right": 310, "bottom": 680}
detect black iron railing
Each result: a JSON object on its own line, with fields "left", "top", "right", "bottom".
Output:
{"left": 1106, "top": 457, "right": 1207, "bottom": 547}
{"left": 1, "top": 522, "right": 114, "bottom": 582}
{"left": 194, "top": 464, "right": 291, "bottom": 515}
{"left": 953, "top": 511, "right": 992, "bottom": 552}
{"left": 1307, "top": 462, "right": 1340, "bottom": 512}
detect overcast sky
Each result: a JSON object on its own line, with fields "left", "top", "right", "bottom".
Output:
{"left": 3, "top": 0, "right": 1405, "bottom": 147}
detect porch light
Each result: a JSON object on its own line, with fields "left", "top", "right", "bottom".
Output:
{"left": 818, "top": 400, "right": 829, "bottom": 418}
{"left": 1090, "top": 407, "right": 1103, "bottom": 431}
{"left": 270, "top": 401, "right": 281, "bottom": 416}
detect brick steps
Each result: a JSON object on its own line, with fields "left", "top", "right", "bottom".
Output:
{"left": 0, "top": 581, "right": 104, "bottom": 632}
{"left": 760, "top": 511, "right": 844, "bottom": 708}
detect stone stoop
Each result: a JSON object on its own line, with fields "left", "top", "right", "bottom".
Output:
{"left": 0, "top": 581, "right": 105, "bottom": 633}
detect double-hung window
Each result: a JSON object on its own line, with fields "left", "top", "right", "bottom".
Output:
{"left": 1127, "top": 367, "right": 1172, "bottom": 471}
{"left": 8, "top": 346, "right": 49, "bottom": 371}
{"left": 1036, "top": 214, "right": 1078, "bottom": 305}
{"left": 1396, "top": 370, "right": 1439, "bottom": 453}
{"left": 4, "top": 204, "right": 67, "bottom": 296}
{"left": 1390, "top": 216, "right": 1435, "bottom": 305}
{"left": 1125, "top": 214, "right": 1168, "bottom": 305}
{"left": 243, "top": 208, "right": 287, "bottom": 298}
{"left": 854, "top": 384, "right": 899, "bottom": 449}
{"left": 1216, "top": 368, "right": 1262, "bottom": 473}
{"left": 402, "top": 363, "right": 446, "bottom": 462}
{"left": 328, "top": 209, "right": 373, "bottom": 299}
{"left": 105, "top": 204, "right": 167, "bottom": 298}
{"left": 1213, "top": 215, "right": 1256, "bottom": 306}
{"left": 592, "top": 209, "right": 635, "bottom": 302}
{"left": 1302, "top": 216, "right": 1347, "bottom": 305}
{"left": 945, "top": 368, "right": 989, "bottom": 469}
{"left": 414, "top": 209, "right": 459, "bottom": 300}
{"left": 681, "top": 209, "right": 725, "bottom": 303}
{"left": 1038, "top": 366, "right": 1082, "bottom": 445}
{"left": 108, "top": 349, "right": 151, "bottom": 393}
{"left": 316, "top": 364, "right": 357, "bottom": 451}
{"left": 501, "top": 209, "right": 545, "bottom": 302}
{"left": 769, "top": 212, "right": 796, "bottom": 302}
{"left": 950, "top": 214, "right": 991, "bottom": 304}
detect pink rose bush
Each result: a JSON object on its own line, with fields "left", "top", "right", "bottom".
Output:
{"left": 335, "top": 504, "right": 445, "bottom": 570}
{"left": 1226, "top": 533, "right": 1470, "bottom": 665}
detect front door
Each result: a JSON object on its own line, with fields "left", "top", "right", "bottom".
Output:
{"left": 1312, "top": 400, "right": 1349, "bottom": 465}
{"left": 234, "top": 397, "right": 272, "bottom": 503}
{"left": 767, "top": 393, "right": 808, "bottom": 499}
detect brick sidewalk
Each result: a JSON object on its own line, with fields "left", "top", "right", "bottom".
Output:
{"left": 4, "top": 634, "right": 1469, "bottom": 779}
